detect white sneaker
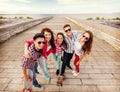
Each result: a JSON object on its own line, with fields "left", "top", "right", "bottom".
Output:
{"left": 73, "top": 72, "right": 79, "bottom": 77}
{"left": 72, "top": 70, "right": 76, "bottom": 74}
{"left": 38, "top": 85, "right": 44, "bottom": 91}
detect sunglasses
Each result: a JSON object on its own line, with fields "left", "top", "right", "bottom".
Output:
{"left": 83, "top": 35, "right": 89, "bottom": 41}
{"left": 65, "top": 29, "right": 71, "bottom": 32}
{"left": 38, "top": 41, "right": 45, "bottom": 44}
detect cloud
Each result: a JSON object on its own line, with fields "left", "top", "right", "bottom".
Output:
{"left": 57, "top": 0, "right": 80, "bottom": 4}
{"left": 0, "top": 0, "right": 33, "bottom": 14}
{"left": 0, "top": 0, "right": 57, "bottom": 14}
{"left": 56, "top": 0, "right": 120, "bottom": 13}
{"left": 57, "top": 0, "right": 119, "bottom": 4}
{"left": 16, "top": 0, "right": 32, "bottom": 3}
{"left": 0, "top": 0, "right": 119, "bottom": 14}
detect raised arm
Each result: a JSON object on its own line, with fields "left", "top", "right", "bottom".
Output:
{"left": 24, "top": 40, "right": 34, "bottom": 58}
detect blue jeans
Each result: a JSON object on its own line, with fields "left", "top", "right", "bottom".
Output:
{"left": 31, "top": 67, "right": 40, "bottom": 87}
{"left": 34, "top": 62, "right": 38, "bottom": 73}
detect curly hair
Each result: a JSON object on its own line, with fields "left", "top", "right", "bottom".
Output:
{"left": 41, "top": 28, "right": 55, "bottom": 48}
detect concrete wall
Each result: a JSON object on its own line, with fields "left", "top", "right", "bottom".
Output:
{"left": 66, "top": 17, "right": 120, "bottom": 51}
{"left": 0, "top": 17, "right": 53, "bottom": 43}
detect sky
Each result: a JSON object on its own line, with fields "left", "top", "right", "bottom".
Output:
{"left": 0, "top": 0, "right": 120, "bottom": 14}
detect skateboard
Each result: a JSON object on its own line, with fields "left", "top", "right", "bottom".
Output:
{"left": 22, "top": 69, "right": 33, "bottom": 92}
{"left": 56, "top": 76, "right": 64, "bottom": 86}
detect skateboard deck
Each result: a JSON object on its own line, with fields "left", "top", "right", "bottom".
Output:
{"left": 23, "top": 69, "right": 33, "bottom": 92}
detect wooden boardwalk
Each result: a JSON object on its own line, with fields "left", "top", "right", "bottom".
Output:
{"left": 0, "top": 17, "right": 120, "bottom": 92}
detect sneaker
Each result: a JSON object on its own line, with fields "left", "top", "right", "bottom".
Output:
{"left": 72, "top": 70, "right": 76, "bottom": 74}
{"left": 73, "top": 72, "right": 79, "bottom": 77}
{"left": 35, "top": 84, "right": 44, "bottom": 91}
{"left": 38, "top": 84, "right": 44, "bottom": 91}
{"left": 35, "top": 71, "right": 40, "bottom": 74}
{"left": 44, "top": 66, "right": 48, "bottom": 71}
{"left": 56, "top": 69, "right": 59, "bottom": 75}
{"left": 44, "top": 74, "right": 50, "bottom": 80}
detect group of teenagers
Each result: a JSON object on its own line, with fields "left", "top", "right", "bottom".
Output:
{"left": 21, "top": 24, "right": 93, "bottom": 91}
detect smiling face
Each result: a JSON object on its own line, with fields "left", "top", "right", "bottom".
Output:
{"left": 64, "top": 26, "right": 72, "bottom": 37}
{"left": 44, "top": 31, "right": 52, "bottom": 42}
{"left": 57, "top": 34, "right": 64, "bottom": 45}
{"left": 34, "top": 38, "right": 45, "bottom": 50}
{"left": 81, "top": 32, "right": 90, "bottom": 42}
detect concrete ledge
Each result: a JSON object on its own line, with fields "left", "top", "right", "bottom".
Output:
{"left": 66, "top": 17, "right": 120, "bottom": 51}
{"left": 0, "top": 17, "right": 53, "bottom": 43}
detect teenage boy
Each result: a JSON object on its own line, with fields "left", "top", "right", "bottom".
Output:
{"left": 21, "top": 33, "right": 45, "bottom": 91}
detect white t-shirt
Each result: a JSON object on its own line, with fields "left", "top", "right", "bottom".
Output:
{"left": 47, "top": 45, "right": 51, "bottom": 51}
{"left": 74, "top": 35, "right": 84, "bottom": 56}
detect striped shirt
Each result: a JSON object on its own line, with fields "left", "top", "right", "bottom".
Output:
{"left": 64, "top": 31, "right": 81, "bottom": 53}
{"left": 21, "top": 44, "right": 41, "bottom": 69}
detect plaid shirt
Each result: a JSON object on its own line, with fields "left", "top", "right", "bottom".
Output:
{"left": 25, "top": 40, "right": 55, "bottom": 59}
{"left": 21, "top": 44, "right": 41, "bottom": 69}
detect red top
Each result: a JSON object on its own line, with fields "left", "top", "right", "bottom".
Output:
{"left": 54, "top": 40, "right": 64, "bottom": 56}
{"left": 25, "top": 40, "right": 55, "bottom": 59}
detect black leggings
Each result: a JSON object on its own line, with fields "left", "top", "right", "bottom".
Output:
{"left": 60, "top": 51, "right": 73, "bottom": 76}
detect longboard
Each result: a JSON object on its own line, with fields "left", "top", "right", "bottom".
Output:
{"left": 22, "top": 69, "right": 33, "bottom": 92}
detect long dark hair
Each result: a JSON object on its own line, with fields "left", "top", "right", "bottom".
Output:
{"left": 41, "top": 28, "right": 55, "bottom": 48}
{"left": 57, "top": 32, "right": 67, "bottom": 49}
{"left": 82, "top": 30, "right": 93, "bottom": 55}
